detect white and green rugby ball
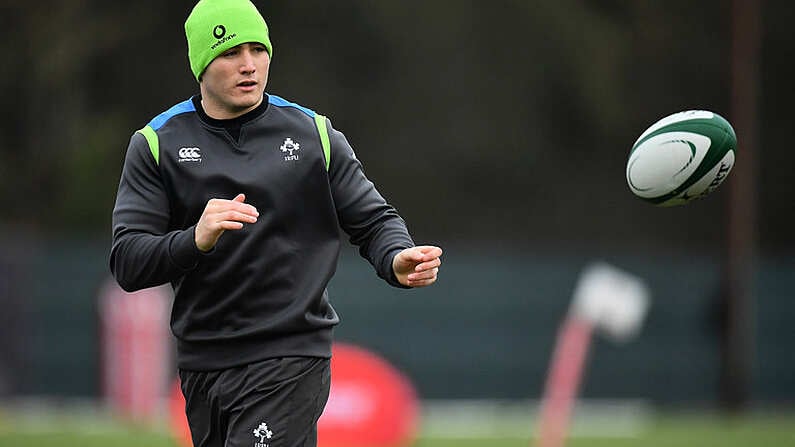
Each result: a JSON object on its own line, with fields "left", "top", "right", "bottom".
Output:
{"left": 626, "top": 110, "right": 736, "bottom": 206}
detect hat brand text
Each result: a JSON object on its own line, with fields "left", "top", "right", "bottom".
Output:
{"left": 211, "top": 33, "right": 237, "bottom": 50}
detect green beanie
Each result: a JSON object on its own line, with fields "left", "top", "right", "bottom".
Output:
{"left": 185, "top": 0, "right": 273, "bottom": 81}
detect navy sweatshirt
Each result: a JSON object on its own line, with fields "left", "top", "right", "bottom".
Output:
{"left": 110, "top": 93, "right": 414, "bottom": 371}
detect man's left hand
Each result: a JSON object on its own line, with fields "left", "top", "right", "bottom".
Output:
{"left": 393, "top": 245, "right": 443, "bottom": 288}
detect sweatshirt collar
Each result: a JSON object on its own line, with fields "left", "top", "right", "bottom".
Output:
{"left": 191, "top": 93, "right": 270, "bottom": 130}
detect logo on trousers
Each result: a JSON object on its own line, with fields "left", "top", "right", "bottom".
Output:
{"left": 178, "top": 147, "right": 202, "bottom": 163}
{"left": 253, "top": 421, "right": 273, "bottom": 446}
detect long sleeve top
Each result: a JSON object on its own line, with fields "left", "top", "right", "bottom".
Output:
{"left": 110, "top": 93, "right": 414, "bottom": 370}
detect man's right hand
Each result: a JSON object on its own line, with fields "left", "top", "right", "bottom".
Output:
{"left": 194, "top": 193, "right": 259, "bottom": 252}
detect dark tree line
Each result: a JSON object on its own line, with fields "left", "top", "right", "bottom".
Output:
{"left": 1, "top": 0, "right": 792, "bottom": 255}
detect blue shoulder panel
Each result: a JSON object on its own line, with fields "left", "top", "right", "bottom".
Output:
{"left": 268, "top": 94, "right": 316, "bottom": 118}
{"left": 148, "top": 99, "right": 196, "bottom": 131}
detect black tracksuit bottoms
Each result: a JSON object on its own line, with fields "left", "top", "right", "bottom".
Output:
{"left": 179, "top": 356, "right": 331, "bottom": 447}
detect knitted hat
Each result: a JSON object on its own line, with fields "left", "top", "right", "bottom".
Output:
{"left": 184, "top": 0, "right": 273, "bottom": 81}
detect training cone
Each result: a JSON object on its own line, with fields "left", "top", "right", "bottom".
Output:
{"left": 318, "top": 342, "right": 419, "bottom": 447}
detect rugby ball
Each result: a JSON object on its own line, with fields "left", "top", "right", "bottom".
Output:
{"left": 626, "top": 110, "right": 736, "bottom": 206}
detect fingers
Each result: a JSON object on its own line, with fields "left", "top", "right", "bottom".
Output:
{"left": 393, "top": 245, "right": 442, "bottom": 288}
{"left": 398, "top": 245, "right": 442, "bottom": 264}
{"left": 217, "top": 221, "right": 245, "bottom": 231}
{"left": 414, "top": 256, "right": 441, "bottom": 273}
{"left": 205, "top": 196, "right": 259, "bottom": 227}
{"left": 195, "top": 194, "right": 259, "bottom": 251}
{"left": 407, "top": 267, "right": 439, "bottom": 282}
{"left": 406, "top": 267, "right": 439, "bottom": 287}
{"left": 207, "top": 197, "right": 258, "bottom": 218}
{"left": 218, "top": 209, "right": 258, "bottom": 224}
{"left": 415, "top": 245, "right": 443, "bottom": 262}
{"left": 203, "top": 205, "right": 258, "bottom": 230}
{"left": 408, "top": 246, "right": 442, "bottom": 270}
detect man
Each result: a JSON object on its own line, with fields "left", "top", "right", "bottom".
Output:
{"left": 109, "top": 0, "right": 442, "bottom": 446}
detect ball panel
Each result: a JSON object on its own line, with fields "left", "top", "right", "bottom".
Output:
{"left": 634, "top": 110, "right": 714, "bottom": 144}
{"left": 655, "top": 150, "right": 735, "bottom": 207}
{"left": 685, "top": 150, "right": 735, "bottom": 200}
{"left": 627, "top": 132, "right": 711, "bottom": 198}
{"left": 632, "top": 116, "right": 732, "bottom": 152}
{"left": 683, "top": 122, "right": 735, "bottom": 185}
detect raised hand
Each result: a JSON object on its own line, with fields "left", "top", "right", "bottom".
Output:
{"left": 194, "top": 193, "right": 259, "bottom": 252}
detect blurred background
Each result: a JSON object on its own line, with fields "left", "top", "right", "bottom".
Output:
{"left": 1, "top": 0, "right": 793, "bottom": 446}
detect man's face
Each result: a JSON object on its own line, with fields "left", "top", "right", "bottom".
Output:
{"left": 200, "top": 42, "right": 270, "bottom": 119}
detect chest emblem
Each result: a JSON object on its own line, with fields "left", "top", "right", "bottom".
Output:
{"left": 280, "top": 138, "right": 300, "bottom": 161}
{"left": 178, "top": 147, "right": 202, "bottom": 163}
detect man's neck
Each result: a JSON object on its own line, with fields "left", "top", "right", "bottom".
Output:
{"left": 199, "top": 97, "right": 263, "bottom": 120}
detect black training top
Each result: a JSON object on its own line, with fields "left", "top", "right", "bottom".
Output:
{"left": 110, "top": 93, "right": 414, "bottom": 371}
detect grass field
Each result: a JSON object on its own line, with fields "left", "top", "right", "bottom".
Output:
{"left": 1, "top": 411, "right": 793, "bottom": 447}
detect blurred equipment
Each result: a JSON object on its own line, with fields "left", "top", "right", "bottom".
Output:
{"left": 626, "top": 110, "right": 736, "bottom": 206}
{"left": 318, "top": 343, "right": 419, "bottom": 447}
{"left": 722, "top": 0, "right": 761, "bottom": 412}
{"left": 536, "top": 262, "right": 650, "bottom": 447}
{"left": 99, "top": 279, "right": 172, "bottom": 423}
